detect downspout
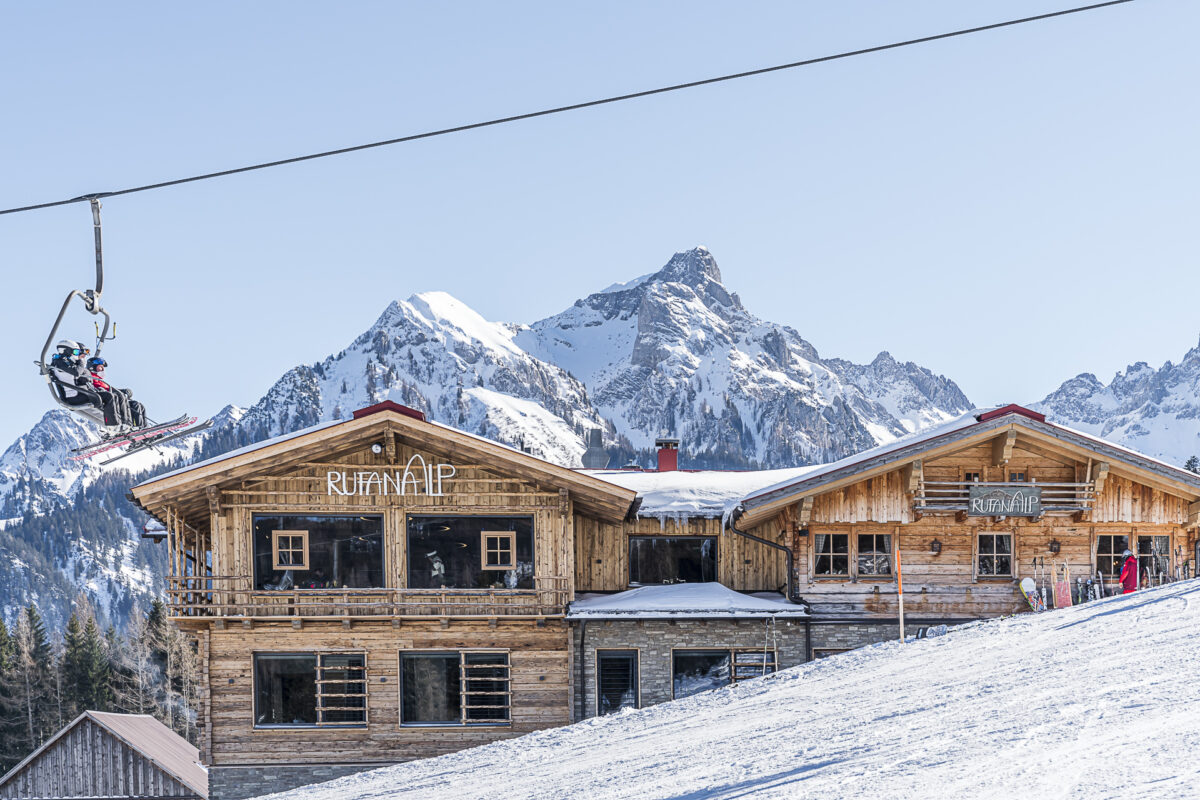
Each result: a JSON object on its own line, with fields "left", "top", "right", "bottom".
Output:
{"left": 577, "top": 620, "right": 587, "bottom": 722}
{"left": 728, "top": 505, "right": 797, "bottom": 603}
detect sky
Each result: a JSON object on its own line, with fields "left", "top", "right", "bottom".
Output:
{"left": 1, "top": 1, "right": 1197, "bottom": 448}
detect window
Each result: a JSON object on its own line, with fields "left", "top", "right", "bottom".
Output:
{"left": 597, "top": 650, "right": 638, "bottom": 715}
{"left": 1009, "top": 471, "right": 1027, "bottom": 482}
{"left": 813, "top": 532, "right": 849, "bottom": 577}
{"left": 1137, "top": 535, "right": 1170, "bottom": 582}
{"left": 481, "top": 532, "right": 516, "bottom": 570}
{"left": 963, "top": 472, "right": 981, "bottom": 483}
{"left": 253, "top": 653, "right": 366, "bottom": 727}
{"left": 271, "top": 531, "right": 309, "bottom": 570}
{"left": 253, "top": 515, "right": 383, "bottom": 591}
{"left": 408, "top": 516, "right": 533, "bottom": 589}
{"left": 400, "top": 651, "right": 510, "bottom": 725}
{"left": 856, "top": 532, "right": 892, "bottom": 577}
{"left": 1097, "top": 534, "right": 1128, "bottom": 577}
{"left": 671, "top": 649, "right": 776, "bottom": 699}
{"left": 628, "top": 537, "right": 716, "bottom": 585}
{"left": 977, "top": 532, "right": 1012, "bottom": 577}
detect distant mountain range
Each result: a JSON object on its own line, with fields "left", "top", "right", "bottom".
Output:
{"left": 1, "top": 247, "right": 1196, "bottom": 629}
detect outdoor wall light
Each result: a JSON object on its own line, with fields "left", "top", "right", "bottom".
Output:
{"left": 798, "top": 528, "right": 810, "bottom": 538}
{"left": 1049, "top": 539, "right": 1061, "bottom": 555}
{"left": 930, "top": 539, "right": 942, "bottom": 555}
{"left": 370, "top": 442, "right": 384, "bottom": 455}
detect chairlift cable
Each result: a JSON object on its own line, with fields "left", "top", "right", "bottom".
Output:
{"left": 0, "top": 0, "right": 1135, "bottom": 217}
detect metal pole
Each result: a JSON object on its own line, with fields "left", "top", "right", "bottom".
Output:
{"left": 896, "top": 544, "right": 905, "bottom": 643}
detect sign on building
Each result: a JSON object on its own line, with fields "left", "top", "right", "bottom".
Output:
{"left": 967, "top": 485, "right": 1042, "bottom": 517}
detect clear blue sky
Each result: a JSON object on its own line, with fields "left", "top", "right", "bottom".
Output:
{"left": 2, "top": 1, "right": 1196, "bottom": 447}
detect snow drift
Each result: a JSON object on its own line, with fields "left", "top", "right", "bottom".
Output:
{"left": 260, "top": 580, "right": 1200, "bottom": 800}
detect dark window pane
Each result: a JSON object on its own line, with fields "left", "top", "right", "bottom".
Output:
{"left": 597, "top": 651, "right": 638, "bottom": 715}
{"left": 673, "top": 650, "right": 730, "bottom": 699}
{"left": 814, "top": 534, "right": 849, "bottom": 576}
{"left": 463, "top": 652, "right": 510, "bottom": 722}
{"left": 255, "top": 655, "right": 316, "bottom": 726}
{"left": 318, "top": 654, "right": 366, "bottom": 725}
{"left": 979, "top": 536, "right": 995, "bottom": 555}
{"left": 732, "top": 651, "right": 776, "bottom": 681}
{"left": 628, "top": 537, "right": 717, "bottom": 585}
{"left": 995, "top": 536, "right": 1011, "bottom": 555}
{"left": 408, "top": 517, "right": 533, "bottom": 589}
{"left": 253, "top": 515, "right": 383, "bottom": 590}
{"left": 402, "top": 653, "right": 461, "bottom": 724}
{"left": 857, "top": 534, "right": 892, "bottom": 575}
{"left": 994, "top": 556, "right": 1011, "bottom": 575}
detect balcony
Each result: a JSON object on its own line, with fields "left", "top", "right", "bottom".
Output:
{"left": 165, "top": 576, "right": 569, "bottom": 621}
{"left": 914, "top": 480, "right": 1095, "bottom": 517}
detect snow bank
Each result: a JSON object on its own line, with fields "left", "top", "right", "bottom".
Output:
{"left": 259, "top": 580, "right": 1200, "bottom": 800}
{"left": 569, "top": 583, "right": 806, "bottom": 618}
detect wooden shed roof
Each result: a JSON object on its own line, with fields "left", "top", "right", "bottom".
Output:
{"left": 737, "top": 405, "right": 1200, "bottom": 528}
{"left": 0, "top": 711, "right": 207, "bottom": 799}
{"left": 130, "top": 402, "right": 637, "bottom": 525}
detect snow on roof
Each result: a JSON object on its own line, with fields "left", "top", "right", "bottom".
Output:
{"left": 580, "top": 466, "right": 820, "bottom": 518}
{"left": 568, "top": 583, "right": 806, "bottom": 619}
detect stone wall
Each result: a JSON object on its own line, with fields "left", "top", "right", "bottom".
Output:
{"left": 573, "top": 617, "right": 809, "bottom": 719}
{"left": 209, "top": 763, "right": 392, "bottom": 800}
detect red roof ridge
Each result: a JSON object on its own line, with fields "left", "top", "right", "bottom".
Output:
{"left": 352, "top": 400, "right": 427, "bottom": 422}
{"left": 976, "top": 404, "right": 1046, "bottom": 423}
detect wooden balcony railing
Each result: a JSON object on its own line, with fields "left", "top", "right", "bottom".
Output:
{"left": 914, "top": 480, "right": 1095, "bottom": 516}
{"left": 165, "top": 575, "right": 569, "bottom": 620}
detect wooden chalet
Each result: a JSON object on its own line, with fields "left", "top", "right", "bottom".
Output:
{"left": 130, "top": 400, "right": 1200, "bottom": 798}
{"left": 0, "top": 711, "right": 207, "bottom": 800}
{"left": 735, "top": 404, "right": 1200, "bottom": 655}
{"left": 129, "top": 401, "right": 637, "bottom": 800}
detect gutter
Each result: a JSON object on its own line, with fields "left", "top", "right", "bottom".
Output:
{"left": 728, "top": 505, "right": 801, "bottom": 604}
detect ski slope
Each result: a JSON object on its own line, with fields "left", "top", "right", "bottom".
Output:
{"left": 262, "top": 581, "right": 1200, "bottom": 800}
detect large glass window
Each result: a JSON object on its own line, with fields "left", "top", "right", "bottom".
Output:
{"left": 253, "top": 515, "right": 383, "bottom": 591}
{"left": 1097, "top": 534, "right": 1128, "bottom": 577}
{"left": 672, "top": 649, "right": 776, "bottom": 699}
{"left": 254, "top": 653, "right": 366, "bottom": 727}
{"left": 597, "top": 650, "right": 638, "bottom": 715}
{"left": 628, "top": 537, "right": 716, "bottom": 585}
{"left": 1137, "top": 535, "right": 1170, "bottom": 583}
{"left": 977, "top": 532, "right": 1012, "bottom": 577}
{"left": 813, "top": 533, "right": 849, "bottom": 577}
{"left": 400, "top": 651, "right": 511, "bottom": 725}
{"left": 407, "top": 516, "right": 533, "bottom": 589}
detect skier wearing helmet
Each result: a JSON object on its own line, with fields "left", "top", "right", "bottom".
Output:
{"left": 87, "top": 356, "right": 146, "bottom": 428}
{"left": 1118, "top": 549, "right": 1138, "bottom": 594}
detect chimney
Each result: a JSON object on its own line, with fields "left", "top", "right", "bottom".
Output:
{"left": 581, "top": 429, "right": 609, "bottom": 469}
{"left": 655, "top": 436, "right": 680, "bottom": 472}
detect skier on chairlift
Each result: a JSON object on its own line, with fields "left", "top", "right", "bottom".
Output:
{"left": 86, "top": 355, "right": 146, "bottom": 429}
{"left": 49, "top": 339, "right": 125, "bottom": 433}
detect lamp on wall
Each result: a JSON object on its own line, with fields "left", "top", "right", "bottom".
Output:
{"left": 370, "top": 442, "right": 383, "bottom": 455}
{"left": 798, "top": 528, "right": 809, "bottom": 538}
{"left": 930, "top": 539, "right": 942, "bottom": 555}
{"left": 1048, "top": 539, "right": 1061, "bottom": 555}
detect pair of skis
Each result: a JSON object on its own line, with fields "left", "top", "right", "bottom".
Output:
{"left": 69, "top": 414, "right": 213, "bottom": 465}
{"left": 1021, "top": 559, "right": 1090, "bottom": 613}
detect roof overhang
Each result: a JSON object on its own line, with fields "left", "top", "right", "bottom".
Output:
{"left": 130, "top": 409, "right": 637, "bottom": 524}
{"left": 738, "top": 411, "right": 1200, "bottom": 528}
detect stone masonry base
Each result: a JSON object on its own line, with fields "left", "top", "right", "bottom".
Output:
{"left": 209, "top": 763, "right": 394, "bottom": 800}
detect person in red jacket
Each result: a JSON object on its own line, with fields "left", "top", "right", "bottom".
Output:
{"left": 86, "top": 356, "right": 147, "bottom": 429}
{"left": 1118, "top": 549, "right": 1138, "bottom": 594}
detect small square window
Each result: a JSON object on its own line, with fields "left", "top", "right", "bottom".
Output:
{"left": 272, "top": 531, "right": 309, "bottom": 571}
{"left": 963, "top": 472, "right": 981, "bottom": 483}
{"left": 1009, "top": 471, "right": 1026, "bottom": 482}
{"left": 481, "top": 532, "right": 516, "bottom": 570}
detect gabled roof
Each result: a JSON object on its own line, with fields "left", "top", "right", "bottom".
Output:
{"left": 0, "top": 710, "right": 207, "bottom": 798}
{"left": 737, "top": 405, "right": 1200, "bottom": 528}
{"left": 130, "top": 403, "right": 637, "bottom": 524}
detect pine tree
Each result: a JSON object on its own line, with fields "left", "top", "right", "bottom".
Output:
{"left": 0, "top": 618, "right": 18, "bottom": 773}
{"left": 61, "top": 604, "right": 113, "bottom": 715}
{"left": 4, "top": 607, "right": 55, "bottom": 755}
{"left": 1185, "top": 455, "right": 1199, "bottom": 474}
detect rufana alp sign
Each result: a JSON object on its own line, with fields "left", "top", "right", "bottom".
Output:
{"left": 327, "top": 454, "right": 456, "bottom": 497}
{"left": 968, "top": 485, "right": 1042, "bottom": 517}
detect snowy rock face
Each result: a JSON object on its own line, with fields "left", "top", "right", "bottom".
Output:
{"left": 1036, "top": 338, "right": 1200, "bottom": 466}
{"left": 518, "top": 248, "right": 971, "bottom": 467}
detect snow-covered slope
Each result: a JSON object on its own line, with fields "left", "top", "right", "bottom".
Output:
{"left": 1037, "top": 338, "right": 1200, "bottom": 467}
{"left": 261, "top": 580, "right": 1200, "bottom": 800}
{"left": 518, "top": 248, "right": 971, "bottom": 467}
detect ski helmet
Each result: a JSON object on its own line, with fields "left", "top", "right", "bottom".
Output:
{"left": 86, "top": 356, "right": 107, "bottom": 370}
{"left": 56, "top": 339, "right": 88, "bottom": 356}
{"left": 1122, "top": 549, "right": 1132, "bottom": 558}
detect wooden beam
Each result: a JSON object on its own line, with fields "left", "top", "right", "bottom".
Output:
{"left": 798, "top": 496, "right": 814, "bottom": 526}
{"left": 903, "top": 460, "right": 923, "bottom": 494}
{"left": 1188, "top": 500, "right": 1200, "bottom": 530}
{"left": 1093, "top": 462, "right": 1110, "bottom": 495}
{"left": 992, "top": 429, "right": 1018, "bottom": 467}
{"left": 384, "top": 429, "right": 397, "bottom": 465}
{"left": 206, "top": 486, "right": 221, "bottom": 515}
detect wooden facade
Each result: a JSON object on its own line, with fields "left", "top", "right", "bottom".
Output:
{"left": 0, "top": 711, "right": 207, "bottom": 799}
